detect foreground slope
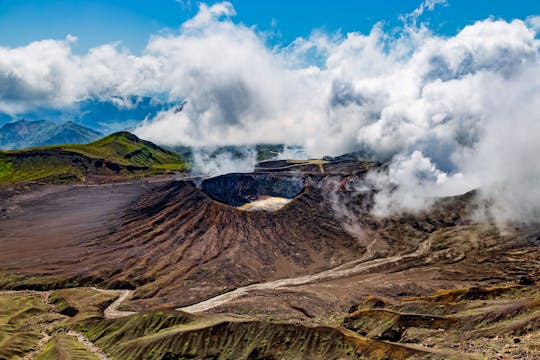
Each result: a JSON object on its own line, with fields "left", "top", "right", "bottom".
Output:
{"left": 1, "top": 284, "right": 539, "bottom": 359}
{"left": 0, "top": 132, "right": 188, "bottom": 183}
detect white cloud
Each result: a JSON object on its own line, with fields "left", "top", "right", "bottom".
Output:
{"left": 182, "top": 2, "right": 235, "bottom": 29}
{"left": 176, "top": 0, "right": 192, "bottom": 11}
{"left": 0, "top": 36, "right": 78, "bottom": 113}
{"left": 0, "top": 2, "right": 539, "bottom": 223}
{"left": 192, "top": 146, "right": 257, "bottom": 177}
{"left": 526, "top": 15, "right": 540, "bottom": 31}
{"left": 368, "top": 150, "right": 467, "bottom": 216}
{"left": 401, "top": 0, "right": 448, "bottom": 27}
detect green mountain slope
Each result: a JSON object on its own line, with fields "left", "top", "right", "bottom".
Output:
{"left": 0, "top": 132, "right": 188, "bottom": 184}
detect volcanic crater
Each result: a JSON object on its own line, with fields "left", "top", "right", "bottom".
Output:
{"left": 200, "top": 172, "right": 304, "bottom": 211}
{"left": 1, "top": 154, "right": 539, "bottom": 359}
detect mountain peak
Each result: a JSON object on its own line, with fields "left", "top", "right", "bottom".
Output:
{"left": 0, "top": 120, "right": 102, "bottom": 150}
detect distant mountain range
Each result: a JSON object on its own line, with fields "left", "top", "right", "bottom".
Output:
{"left": 0, "top": 95, "right": 177, "bottom": 134}
{"left": 0, "top": 120, "right": 103, "bottom": 150}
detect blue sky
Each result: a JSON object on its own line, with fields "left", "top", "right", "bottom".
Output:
{"left": 0, "top": 0, "right": 538, "bottom": 53}
{"left": 1, "top": 1, "right": 540, "bottom": 217}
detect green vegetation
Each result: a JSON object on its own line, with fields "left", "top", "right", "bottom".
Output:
{"left": 0, "top": 153, "right": 85, "bottom": 184}
{"left": 73, "top": 312, "right": 357, "bottom": 360}
{"left": 343, "top": 284, "right": 540, "bottom": 359}
{"left": 0, "top": 283, "right": 538, "bottom": 359}
{"left": 0, "top": 294, "right": 63, "bottom": 359}
{"left": 49, "top": 288, "right": 118, "bottom": 322}
{"left": 170, "top": 144, "right": 286, "bottom": 163}
{"left": 0, "top": 288, "right": 118, "bottom": 359}
{"left": 0, "top": 273, "right": 79, "bottom": 291}
{"left": 0, "top": 132, "right": 189, "bottom": 184}
{"left": 36, "top": 334, "right": 100, "bottom": 360}
{"left": 54, "top": 132, "right": 183, "bottom": 167}
{"left": 255, "top": 144, "right": 285, "bottom": 161}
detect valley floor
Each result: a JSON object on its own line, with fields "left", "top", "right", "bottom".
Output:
{"left": 0, "top": 177, "right": 171, "bottom": 277}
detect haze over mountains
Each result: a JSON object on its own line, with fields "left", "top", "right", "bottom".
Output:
{"left": 0, "top": 95, "right": 175, "bottom": 137}
{"left": 0, "top": 120, "right": 101, "bottom": 149}
{"left": 0, "top": 95, "right": 181, "bottom": 150}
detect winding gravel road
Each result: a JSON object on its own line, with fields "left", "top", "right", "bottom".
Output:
{"left": 100, "top": 289, "right": 136, "bottom": 319}
{"left": 178, "top": 238, "right": 432, "bottom": 313}
{"left": 1, "top": 236, "right": 432, "bottom": 318}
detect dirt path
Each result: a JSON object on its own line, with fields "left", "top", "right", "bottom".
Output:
{"left": 72, "top": 176, "right": 173, "bottom": 187}
{"left": 0, "top": 288, "right": 134, "bottom": 319}
{"left": 101, "top": 289, "right": 136, "bottom": 319}
{"left": 1, "top": 288, "right": 129, "bottom": 359}
{"left": 0, "top": 290, "right": 53, "bottom": 360}
{"left": 22, "top": 331, "right": 110, "bottom": 360}
{"left": 178, "top": 238, "right": 432, "bottom": 313}
{"left": 1, "top": 238, "right": 432, "bottom": 319}
{"left": 66, "top": 330, "right": 110, "bottom": 360}
{"left": 0, "top": 290, "right": 52, "bottom": 297}
{"left": 21, "top": 331, "right": 52, "bottom": 360}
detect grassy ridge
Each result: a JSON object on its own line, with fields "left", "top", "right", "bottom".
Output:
{"left": 73, "top": 312, "right": 358, "bottom": 360}
{"left": 0, "top": 132, "right": 188, "bottom": 184}
{"left": 0, "top": 284, "right": 539, "bottom": 359}
{"left": 0, "top": 294, "right": 63, "bottom": 359}
{"left": 51, "top": 132, "right": 182, "bottom": 167}
{"left": 49, "top": 288, "right": 118, "bottom": 323}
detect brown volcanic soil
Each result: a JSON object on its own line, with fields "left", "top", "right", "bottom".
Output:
{"left": 79, "top": 180, "right": 366, "bottom": 309}
{"left": 199, "top": 191, "right": 540, "bottom": 321}
{"left": 0, "top": 160, "right": 539, "bottom": 320}
{"left": 0, "top": 177, "right": 171, "bottom": 283}
{"left": 1, "top": 160, "right": 539, "bottom": 359}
